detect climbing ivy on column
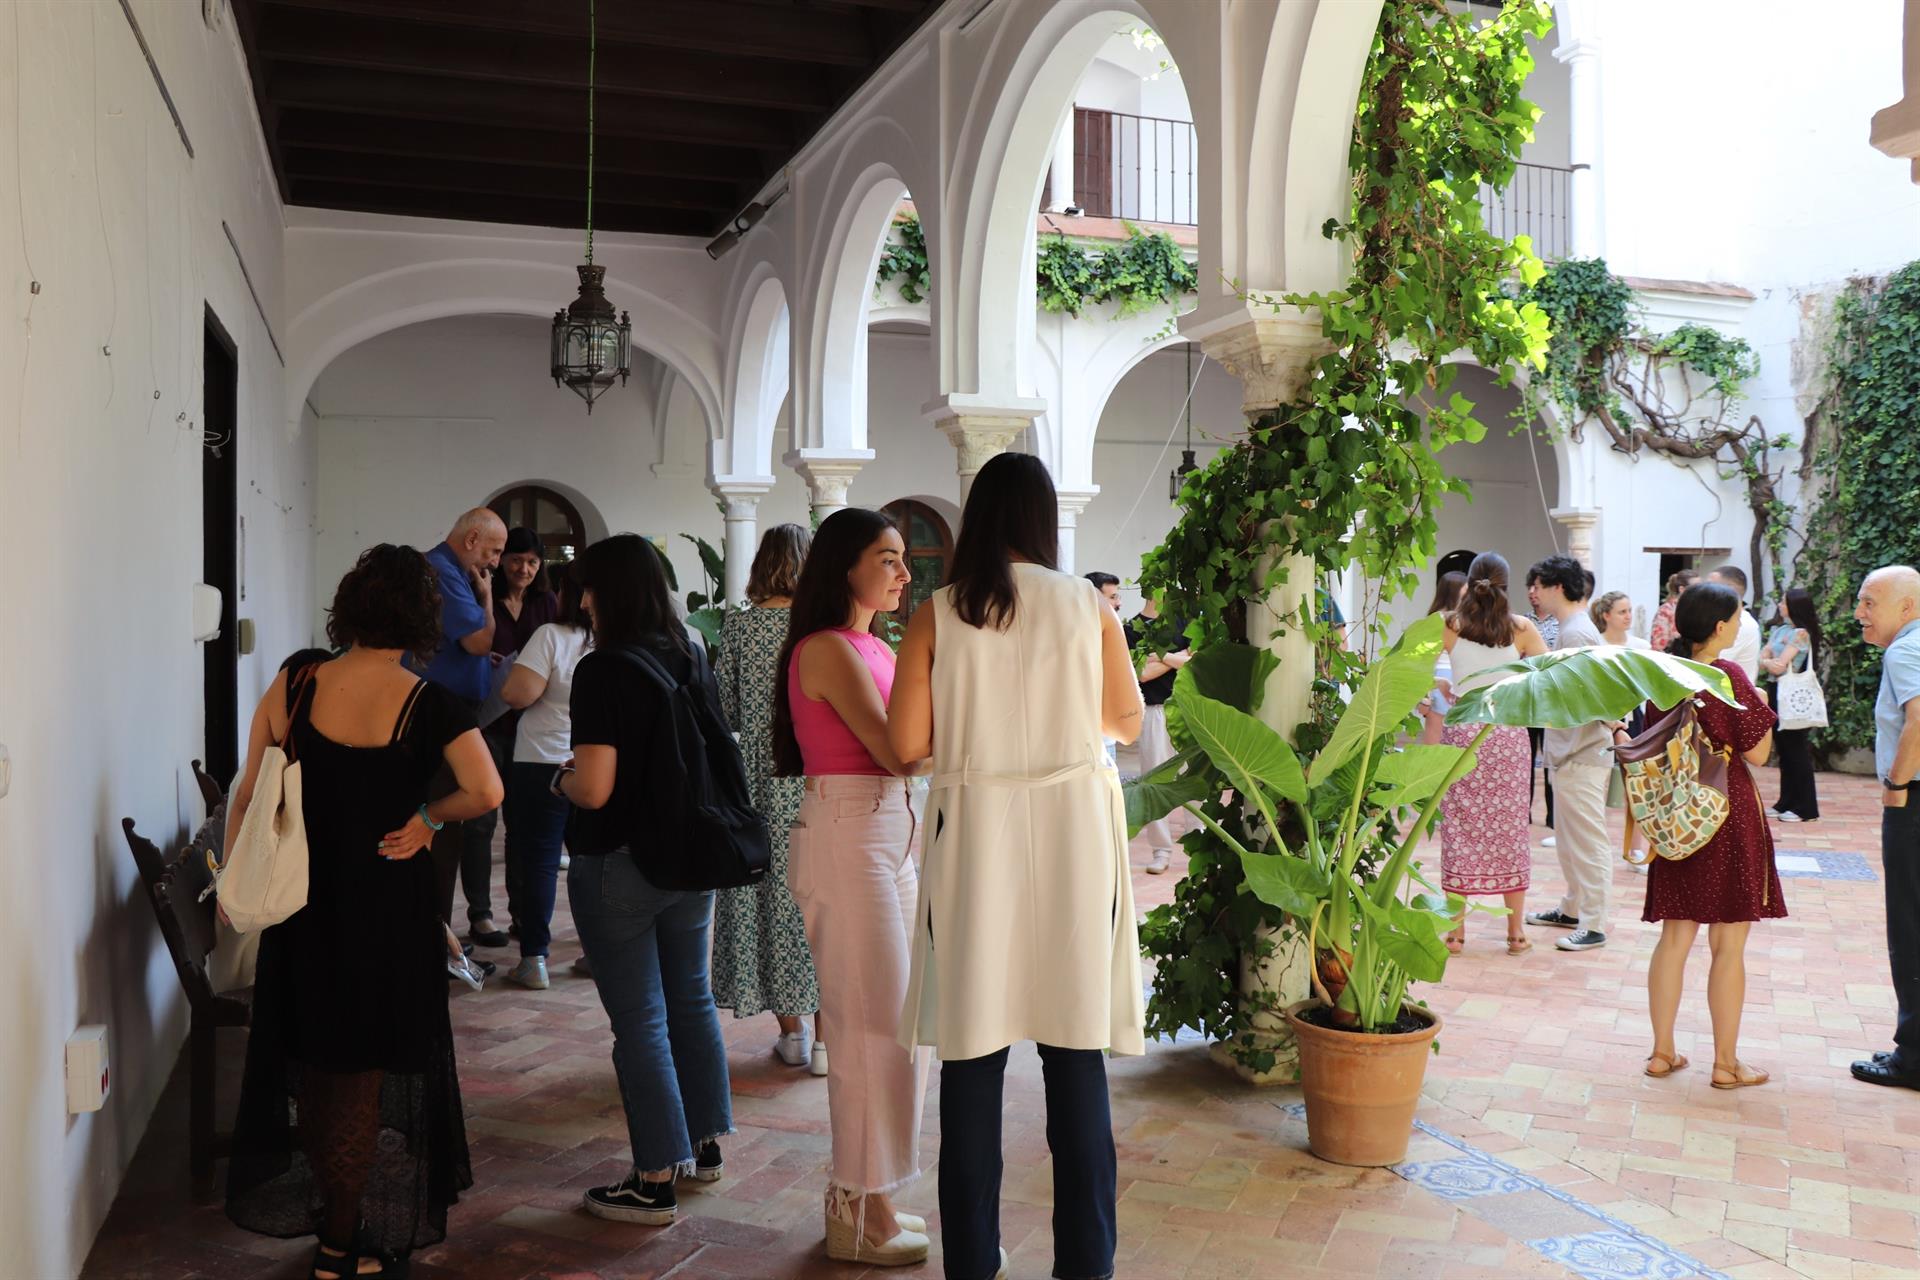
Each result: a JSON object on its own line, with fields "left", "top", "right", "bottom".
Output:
{"left": 1132, "top": 0, "right": 1554, "bottom": 1066}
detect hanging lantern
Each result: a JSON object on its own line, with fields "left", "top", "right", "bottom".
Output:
{"left": 550, "top": 264, "right": 631, "bottom": 411}
{"left": 548, "top": 0, "right": 630, "bottom": 412}
{"left": 1169, "top": 342, "right": 1199, "bottom": 501}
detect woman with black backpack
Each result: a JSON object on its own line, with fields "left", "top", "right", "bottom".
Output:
{"left": 557, "top": 534, "right": 734, "bottom": 1225}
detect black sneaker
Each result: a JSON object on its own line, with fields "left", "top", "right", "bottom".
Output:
{"left": 1556, "top": 929, "right": 1607, "bottom": 951}
{"left": 1524, "top": 908, "right": 1579, "bottom": 929}
{"left": 584, "top": 1170, "right": 676, "bottom": 1224}
{"left": 690, "top": 1141, "right": 723, "bottom": 1183}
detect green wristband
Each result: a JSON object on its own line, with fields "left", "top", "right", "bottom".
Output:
{"left": 417, "top": 804, "right": 445, "bottom": 831}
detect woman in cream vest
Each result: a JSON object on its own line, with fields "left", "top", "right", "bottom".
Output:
{"left": 888, "top": 452, "right": 1146, "bottom": 1280}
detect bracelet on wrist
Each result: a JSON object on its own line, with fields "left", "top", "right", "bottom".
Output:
{"left": 417, "top": 804, "right": 445, "bottom": 831}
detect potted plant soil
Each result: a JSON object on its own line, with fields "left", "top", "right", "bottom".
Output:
{"left": 1130, "top": 613, "right": 1735, "bottom": 1165}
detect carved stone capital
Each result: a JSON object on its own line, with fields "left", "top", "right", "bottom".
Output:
{"left": 1551, "top": 506, "right": 1602, "bottom": 568}
{"left": 784, "top": 449, "right": 873, "bottom": 515}
{"left": 1054, "top": 485, "right": 1099, "bottom": 526}
{"left": 712, "top": 481, "right": 772, "bottom": 524}
{"left": 1183, "top": 306, "right": 1332, "bottom": 415}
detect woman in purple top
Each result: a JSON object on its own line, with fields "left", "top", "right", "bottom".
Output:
{"left": 771, "top": 509, "right": 930, "bottom": 1267}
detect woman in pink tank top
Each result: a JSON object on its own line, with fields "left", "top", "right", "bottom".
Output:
{"left": 770, "top": 508, "right": 931, "bottom": 1267}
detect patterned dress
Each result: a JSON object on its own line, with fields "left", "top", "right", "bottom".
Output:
{"left": 713, "top": 606, "right": 820, "bottom": 1017}
{"left": 1440, "top": 637, "right": 1533, "bottom": 895}
{"left": 1642, "top": 660, "right": 1787, "bottom": 924}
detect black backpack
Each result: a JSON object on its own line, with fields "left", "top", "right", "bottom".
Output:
{"left": 607, "top": 643, "right": 771, "bottom": 891}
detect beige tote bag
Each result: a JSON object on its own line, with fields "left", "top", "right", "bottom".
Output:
{"left": 215, "top": 667, "right": 316, "bottom": 933}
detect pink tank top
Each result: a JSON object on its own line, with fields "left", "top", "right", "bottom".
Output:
{"left": 787, "top": 629, "right": 896, "bottom": 776}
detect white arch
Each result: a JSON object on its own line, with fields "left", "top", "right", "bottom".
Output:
{"left": 285, "top": 257, "right": 725, "bottom": 439}
{"left": 798, "top": 167, "right": 911, "bottom": 453}
{"left": 717, "top": 267, "right": 791, "bottom": 480}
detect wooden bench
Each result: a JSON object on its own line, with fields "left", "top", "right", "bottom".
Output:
{"left": 122, "top": 807, "right": 250, "bottom": 1201}
{"left": 190, "top": 758, "right": 224, "bottom": 810}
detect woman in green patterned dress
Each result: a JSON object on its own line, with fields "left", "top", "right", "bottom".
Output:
{"left": 715, "top": 523, "right": 826, "bottom": 1074}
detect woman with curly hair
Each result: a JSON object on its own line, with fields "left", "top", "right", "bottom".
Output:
{"left": 224, "top": 544, "right": 504, "bottom": 1278}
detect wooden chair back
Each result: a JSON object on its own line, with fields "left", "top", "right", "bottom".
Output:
{"left": 121, "top": 818, "right": 220, "bottom": 1012}
{"left": 190, "top": 759, "right": 225, "bottom": 809}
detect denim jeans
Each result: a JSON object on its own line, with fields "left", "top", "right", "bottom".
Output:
{"left": 504, "top": 762, "right": 569, "bottom": 957}
{"left": 568, "top": 850, "right": 733, "bottom": 1173}
{"left": 939, "top": 1045, "right": 1116, "bottom": 1280}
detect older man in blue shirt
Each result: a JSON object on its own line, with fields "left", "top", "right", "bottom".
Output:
{"left": 1853, "top": 565, "right": 1920, "bottom": 1090}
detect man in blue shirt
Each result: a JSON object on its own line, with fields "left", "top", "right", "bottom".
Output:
{"left": 421, "top": 508, "right": 508, "bottom": 937}
{"left": 1853, "top": 565, "right": 1920, "bottom": 1090}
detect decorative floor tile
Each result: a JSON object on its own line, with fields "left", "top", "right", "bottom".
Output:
{"left": 1530, "top": 1229, "right": 1719, "bottom": 1280}
{"left": 1396, "top": 1152, "right": 1537, "bottom": 1200}
{"left": 1772, "top": 849, "right": 1877, "bottom": 880}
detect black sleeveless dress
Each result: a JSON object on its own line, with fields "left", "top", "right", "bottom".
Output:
{"left": 226, "top": 667, "right": 476, "bottom": 1251}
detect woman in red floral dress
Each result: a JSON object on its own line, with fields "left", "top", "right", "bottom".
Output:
{"left": 1642, "top": 581, "right": 1785, "bottom": 1090}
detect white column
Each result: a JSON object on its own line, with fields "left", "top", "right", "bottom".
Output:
{"left": 785, "top": 448, "right": 872, "bottom": 522}
{"left": 1054, "top": 486, "right": 1098, "bottom": 574}
{"left": 1048, "top": 110, "right": 1077, "bottom": 212}
{"left": 1552, "top": 507, "right": 1601, "bottom": 572}
{"left": 713, "top": 483, "right": 770, "bottom": 606}
{"left": 1555, "top": 35, "right": 1605, "bottom": 259}
{"left": 924, "top": 394, "right": 1045, "bottom": 505}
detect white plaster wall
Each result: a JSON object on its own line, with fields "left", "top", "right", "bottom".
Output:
{"left": 311, "top": 315, "right": 811, "bottom": 617}
{"left": 0, "top": 3, "right": 311, "bottom": 1274}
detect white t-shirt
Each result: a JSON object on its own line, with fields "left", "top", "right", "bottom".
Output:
{"left": 1725, "top": 610, "right": 1762, "bottom": 683}
{"left": 512, "top": 623, "right": 591, "bottom": 764}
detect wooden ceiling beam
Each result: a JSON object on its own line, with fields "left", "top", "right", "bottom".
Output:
{"left": 266, "top": 64, "right": 798, "bottom": 151}
{"left": 251, "top": 0, "right": 876, "bottom": 68}
{"left": 286, "top": 180, "right": 724, "bottom": 237}
{"left": 281, "top": 148, "right": 747, "bottom": 212}
{"left": 255, "top": 6, "right": 837, "bottom": 113}
{"left": 275, "top": 112, "right": 759, "bottom": 183}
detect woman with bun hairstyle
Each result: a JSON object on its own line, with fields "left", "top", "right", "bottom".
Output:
{"left": 1439, "top": 553, "right": 1548, "bottom": 954}
{"left": 1641, "top": 581, "right": 1784, "bottom": 1089}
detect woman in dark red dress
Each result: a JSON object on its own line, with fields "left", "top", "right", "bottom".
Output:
{"left": 1643, "top": 581, "right": 1785, "bottom": 1090}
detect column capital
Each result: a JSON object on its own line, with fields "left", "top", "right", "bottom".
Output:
{"left": 1180, "top": 304, "right": 1332, "bottom": 414}
{"left": 711, "top": 477, "right": 774, "bottom": 514}
{"left": 1054, "top": 485, "right": 1100, "bottom": 523}
{"left": 1551, "top": 506, "right": 1602, "bottom": 568}
{"left": 784, "top": 448, "right": 873, "bottom": 514}
{"left": 1552, "top": 35, "right": 1602, "bottom": 63}
{"left": 924, "top": 394, "right": 1044, "bottom": 492}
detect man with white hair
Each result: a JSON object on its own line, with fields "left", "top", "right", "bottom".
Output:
{"left": 420, "top": 507, "right": 509, "bottom": 938}
{"left": 1853, "top": 565, "right": 1920, "bottom": 1091}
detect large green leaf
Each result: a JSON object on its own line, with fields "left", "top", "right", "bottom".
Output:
{"left": 1237, "top": 847, "right": 1331, "bottom": 917}
{"left": 1180, "top": 643, "right": 1279, "bottom": 715}
{"left": 1310, "top": 613, "right": 1446, "bottom": 785}
{"left": 1178, "top": 687, "right": 1308, "bottom": 806}
{"left": 1444, "top": 645, "right": 1737, "bottom": 729}
{"left": 1122, "top": 751, "right": 1215, "bottom": 837}
{"left": 1370, "top": 743, "right": 1474, "bottom": 809}
{"left": 1354, "top": 891, "right": 1450, "bottom": 983}
{"left": 681, "top": 533, "right": 725, "bottom": 591}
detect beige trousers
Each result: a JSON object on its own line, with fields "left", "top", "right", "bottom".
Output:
{"left": 1550, "top": 761, "right": 1613, "bottom": 933}
{"left": 1133, "top": 704, "right": 1177, "bottom": 853}
{"left": 788, "top": 775, "right": 924, "bottom": 1194}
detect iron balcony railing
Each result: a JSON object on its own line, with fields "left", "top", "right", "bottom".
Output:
{"left": 1479, "top": 161, "right": 1573, "bottom": 261}
{"left": 1068, "top": 106, "right": 1197, "bottom": 226}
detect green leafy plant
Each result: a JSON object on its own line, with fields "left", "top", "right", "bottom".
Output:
{"left": 1133, "top": 615, "right": 1737, "bottom": 1034}
{"left": 1797, "top": 263, "right": 1920, "bottom": 760}
{"left": 678, "top": 533, "right": 727, "bottom": 651}
{"left": 874, "top": 212, "right": 930, "bottom": 304}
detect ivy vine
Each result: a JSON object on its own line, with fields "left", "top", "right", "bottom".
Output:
{"left": 1518, "top": 257, "right": 1792, "bottom": 601}
{"left": 1134, "top": 0, "right": 1554, "bottom": 1066}
{"left": 875, "top": 212, "right": 1197, "bottom": 320}
{"left": 1797, "top": 263, "right": 1920, "bottom": 760}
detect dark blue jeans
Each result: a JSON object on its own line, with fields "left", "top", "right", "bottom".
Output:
{"left": 568, "top": 851, "right": 732, "bottom": 1174}
{"left": 504, "top": 762, "right": 569, "bottom": 957}
{"left": 939, "top": 1045, "right": 1116, "bottom": 1280}
{"left": 1884, "top": 806, "right": 1920, "bottom": 1070}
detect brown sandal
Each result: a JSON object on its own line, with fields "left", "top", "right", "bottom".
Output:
{"left": 1506, "top": 936, "right": 1532, "bottom": 956}
{"left": 1711, "top": 1061, "right": 1769, "bottom": 1090}
{"left": 1644, "top": 1052, "right": 1689, "bottom": 1078}
{"left": 1445, "top": 934, "right": 1464, "bottom": 955}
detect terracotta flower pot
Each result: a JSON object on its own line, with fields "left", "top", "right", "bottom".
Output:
{"left": 1286, "top": 998, "right": 1441, "bottom": 1167}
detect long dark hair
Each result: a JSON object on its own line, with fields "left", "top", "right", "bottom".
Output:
{"left": 1427, "top": 571, "right": 1467, "bottom": 616}
{"left": 1448, "top": 552, "right": 1516, "bottom": 648}
{"left": 573, "top": 534, "right": 686, "bottom": 653}
{"left": 770, "top": 508, "right": 899, "bottom": 777}
{"left": 549, "top": 561, "right": 590, "bottom": 633}
{"left": 948, "top": 452, "right": 1059, "bottom": 629}
{"left": 1665, "top": 581, "right": 1741, "bottom": 659}
{"left": 1783, "top": 585, "right": 1821, "bottom": 667}
{"left": 493, "top": 525, "right": 551, "bottom": 598}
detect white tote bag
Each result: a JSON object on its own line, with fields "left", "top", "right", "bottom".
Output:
{"left": 215, "top": 669, "right": 315, "bottom": 932}
{"left": 1776, "top": 664, "right": 1829, "bottom": 732}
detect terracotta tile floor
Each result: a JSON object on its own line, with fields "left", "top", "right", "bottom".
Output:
{"left": 85, "top": 767, "right": 1918, "bottom": 1280}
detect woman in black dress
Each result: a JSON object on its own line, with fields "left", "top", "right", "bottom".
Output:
{"left": 224, "top": 545, "right": 504, "bottom": 1278}
{"left": 1643, "top": 582, "right": 1784, "bottom": 1091}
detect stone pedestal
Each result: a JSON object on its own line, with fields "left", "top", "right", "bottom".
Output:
{"left": 785, "top": 449, "right": 873, "bottom": 522}
{"left": 1209, "top": 922, "right": 1314, "bottom": 1085}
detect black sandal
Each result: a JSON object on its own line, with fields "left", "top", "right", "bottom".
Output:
{"left": 311, "top": 1226, "right": 410, "bottom": 1279}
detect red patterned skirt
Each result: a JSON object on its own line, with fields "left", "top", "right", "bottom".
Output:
{"left": 1439, "top": 722, "right": 1533, "bottom": 896}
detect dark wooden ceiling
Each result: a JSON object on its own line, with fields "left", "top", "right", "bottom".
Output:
{"left": 232, "top": 0, "right": 945, "bottom": 238}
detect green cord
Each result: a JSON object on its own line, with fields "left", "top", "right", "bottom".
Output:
{"left": 585, "top": 0, "right": 596, "bottom": 265}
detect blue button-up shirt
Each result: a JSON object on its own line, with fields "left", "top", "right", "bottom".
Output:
{"left": 1876, "top": 619, "right": 1920, "bottom": 780}
{"left": 418, "top": 540, "right": 491, "bottom": 704}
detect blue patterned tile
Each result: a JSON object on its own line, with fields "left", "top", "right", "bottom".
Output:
{"left": 1394, "top": 1154, "right": 1535, "bottom": 1200}
{"left": 1529, "top": 1230, "right": 1714, "bottom": 1280}
{"left": 1773, "top": 849, "right": 1876, "bottom": 881}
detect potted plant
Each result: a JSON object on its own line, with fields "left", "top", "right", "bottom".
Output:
{"left": 1128, "top": 612, "right": 1735, "bottom": 1165}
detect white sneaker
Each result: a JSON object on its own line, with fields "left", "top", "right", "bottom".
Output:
{"left": 560, "top": 851, "right": 571, "bottom": 869}
{"left": 774, "top": 1028, "right": 812, "bottom": 1067}
{"left": 507, "top": 956, "right": 549, "bottom": 990}
{"left": 1540, "top": 835, "right": 1557, "bottom": 848}
{"left": 810, "top": 1041, "right": 829, "bottom": 1077}
{"left": 1146, "top": 848, "right": 1172, "bottom": 874}
{"left": 1778, "top": 811, "right": 1804, "bottom": 823}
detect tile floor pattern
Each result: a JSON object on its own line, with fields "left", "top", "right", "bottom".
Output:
{"left": 84, "top": 767, "right": 1919, "bottom": 1280}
